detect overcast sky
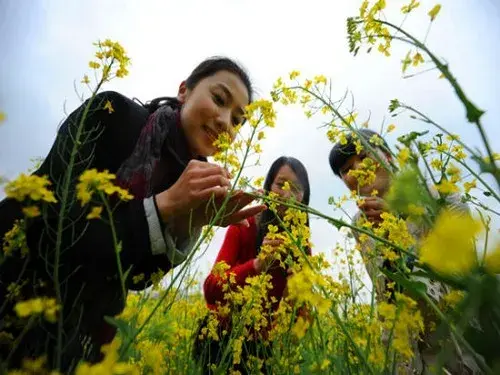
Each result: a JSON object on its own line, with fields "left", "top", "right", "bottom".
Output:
{"left": 1, "top": 0, "right": 499, "bottom": 298}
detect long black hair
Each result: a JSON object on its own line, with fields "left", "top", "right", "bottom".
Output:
{"left": 141, "top": 56, "right": 253, "bottom": 113}
{"left": 255, "top": 156, "right": 311, "bottom": 253}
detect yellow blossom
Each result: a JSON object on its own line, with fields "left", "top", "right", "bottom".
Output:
{"left": 2, "top": 220, "right": 28, "bottom": 256}
{"left": 412, "top": 52, "right": 424, "bottom": 66}
{"left": 76, "top": 169, "right": 133, "bottom": 205}
{"left": 463, "top": 179, "right": 476, "bottom": 193}
{"left": 289, "top": 70, "right": 300, "bottom": 80}
{"left": 89, "top": 61, "right": 101, "bottom": 69}
{"left": 428, "top": 4, "right": 442, "bottom": 21}
{"left": 104, "top": 100, "right": 114, "bottom": 114}
{"left": 254, "top": 177, "right": 264, "bottom": 188}
{"left": 387, "top": 124, "right": 396, "bottom": 133}
{"left": 313, "top": 75, "right": 327, "bottom": 84}
{"left": 401, "top": 0, "right": 420, "bottom": 14}
{"left": 0, "top": 111, "right": 6, "bottom": 123}
{"left": 22, "top": 205, "right": 41, "bottom": 218}
{"left": 397, "top": 147, "right": 411, "bottom": 167}
{"left": 420, "top": 209, "right": 480, "bottom": 275}
{"left": 5, "top": 174, "right": 57, "bottom": 203}
{"left": 291, "top": 316, "right": 310, "bottom": 339}
{"left": 435, "top": 179, "right": 459, "bottom": 195}
{"left": 14, "top": 297, "right": 59, "bottom": 322}
{"left": 86, "top": 206, "right": 103, "bottom": 220}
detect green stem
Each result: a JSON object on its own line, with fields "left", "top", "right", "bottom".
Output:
{"left": 100, "top": 192, "right": 127, "bottom": 301}
{"left": 52, "top": 78, "right": 104, "bottom": 369}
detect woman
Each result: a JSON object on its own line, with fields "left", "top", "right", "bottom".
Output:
{"left": 195, "top": 156, "right": 311, "bottom": 374}
{"left": 0, "top": 57, "right": 265, "bottom": 371}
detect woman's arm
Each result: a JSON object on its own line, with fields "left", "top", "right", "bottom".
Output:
{"left": 203, "top": 224, "right": 259, "bottom": 305}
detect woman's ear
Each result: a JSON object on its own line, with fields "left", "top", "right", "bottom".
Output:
{"left": 177, "top": 81, "right": 189, "bottom": 103}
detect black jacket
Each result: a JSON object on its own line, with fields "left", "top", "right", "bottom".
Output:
{"left": 0, "top": 91, "right": 202, "bottom": 369}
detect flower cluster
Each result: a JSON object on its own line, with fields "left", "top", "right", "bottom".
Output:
{"left": 76, "top": 169, "right": 133, "bottom": 206}
{"left": 14, "top": 297, "right": 59, "bottom": 323}
{"left": 82, "top": 39, "right": 130, "bottom": 85}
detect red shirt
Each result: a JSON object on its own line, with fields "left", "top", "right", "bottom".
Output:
{"left": 203, "top": 216, "right": 287, "bottom": 312}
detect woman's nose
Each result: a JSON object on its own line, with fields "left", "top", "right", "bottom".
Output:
{"left": 215, "top": 109, "right": 231, "bottom": 133}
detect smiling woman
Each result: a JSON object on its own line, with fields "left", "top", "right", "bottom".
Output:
{"left": 0, "top": 56, "right": 265, "bottom": 372}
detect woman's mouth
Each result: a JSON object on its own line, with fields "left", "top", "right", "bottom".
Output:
{"left": 202, "top": 125, "right": 219, "bottom": 144}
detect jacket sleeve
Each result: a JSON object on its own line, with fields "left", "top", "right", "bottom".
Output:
{"left": 0, "top": 91, "right": 183, "bottom": 289}
{"left": 203, "top": 225, "right": 259, "bottom": 305}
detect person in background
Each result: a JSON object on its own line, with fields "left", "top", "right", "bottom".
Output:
{"left": 328, "top": 128, "right": 478, "bottom": 374}
{"left": 195, "top": 156, "right": 312, "bottom": 374}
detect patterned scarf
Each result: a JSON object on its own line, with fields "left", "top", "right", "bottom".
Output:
{"left": 115, "top": 100, "right": 183, "bottom": 200}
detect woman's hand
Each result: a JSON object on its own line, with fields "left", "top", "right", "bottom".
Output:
{"left": 155, "top": 160, "right": 266, "bottom": 231}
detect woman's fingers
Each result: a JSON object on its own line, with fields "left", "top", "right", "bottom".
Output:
{"left": 221, "top": 204, "right": 267, "bottom": 227}
{"left": 195, "top": 185, "right": 229, "bottom": 201}
{"left": 192, "top": 174, "right": 231, "bottom": 192}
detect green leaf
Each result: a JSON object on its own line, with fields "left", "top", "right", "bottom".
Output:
{"left": 104, "top": 316, "right": 135, "bottom": 341}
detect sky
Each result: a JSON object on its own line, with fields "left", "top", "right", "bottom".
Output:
{"left": 1, "top": 0, "right": 499, "bottom": 299}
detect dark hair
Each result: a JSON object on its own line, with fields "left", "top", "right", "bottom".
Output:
{"left": 144, "top": 56, "right": 253, "bottom": 113}
{"left": 255, "top": 156, "right": 311, "bottom": 254}
{"left": 328, "top": 128, "right": 391, "bottom": 177}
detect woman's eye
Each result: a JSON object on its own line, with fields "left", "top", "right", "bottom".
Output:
{"left": 213, "top": 93, "right": 225, "bottom": 106}
{"left": 231, "top": 116, "right": 240, "bottom": 126}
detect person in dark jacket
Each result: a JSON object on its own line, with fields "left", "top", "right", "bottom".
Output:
{"left": 0, "top": 57, "right": 265, "bottom": 372}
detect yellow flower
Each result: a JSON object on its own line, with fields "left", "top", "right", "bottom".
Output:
{"left": 291, "top": 316, "right": 310, "bottom": 339}
{"left": 463, "top": 179, "right": 476, "bottom": 193}
{"left": 443, "top": 290, "right": 465, "bottom": 308}
{"left": 387, "top": 124, "right": 396, "bottom": 133}
{"left": 14, "top": 297, "right": 59, "bottom": 322}
{"left": 430, "top": 158, "right": 443, "bottom": 170}
{"left": 89, "top": 61, "right": 101, "bottom": 69}
{"left": 412, "top": 52, "right": 424, "bottom": 66}
{"left": 428, "top": 4, "right": 442, "bottom": 21}
{"left": 397, "top": 147, "right": 411, "bottom": 167}
{"left": 22, "top": 205, "right": 41, "bottom": 218}
{"left": 254, "top": 177, "right": 264, "bottom": 188}
{"left": 401, "top": 0, "right": 420, "bottom": 14}
{"left": 289, "top": 70, "right": 300, "bottom": 80}
{"left": 81, "top": 75, "right": 90, "bottom": 84}
{"left": 104, "top": 100, "right": 114, "bottom": 114}
{"left": 76, "top": 169, "right": 133, "bottom": 205}
{"left": 2, "top": 220, "right": 28, "bottom": 256}
{"left": 313, "top": 75, "right": 327, "bottom": 84}
{"left": 0, "top": 111, "right": 6, "bottom": 123}
{"left": 435, "top": 179, "right": 459, "bottom": 194}
{"left": 86, "top": 206, "right": 103, "bottom": 220}
{"left": 5, "top": 174, "right": 57, "bottom": 203}
{"left": 420, "top": 209, "right": 480, "bottom": 275}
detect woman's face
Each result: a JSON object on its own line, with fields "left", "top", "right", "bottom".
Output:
{"left": 270, "top": 164, "right": 304, "bottom": 216}
{"left": 178, "top": 70, "right": 249, "bottom": 157}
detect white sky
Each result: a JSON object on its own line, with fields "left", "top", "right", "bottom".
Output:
{"left": 1, "top": 0, "right": 499, "bottom": 299}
